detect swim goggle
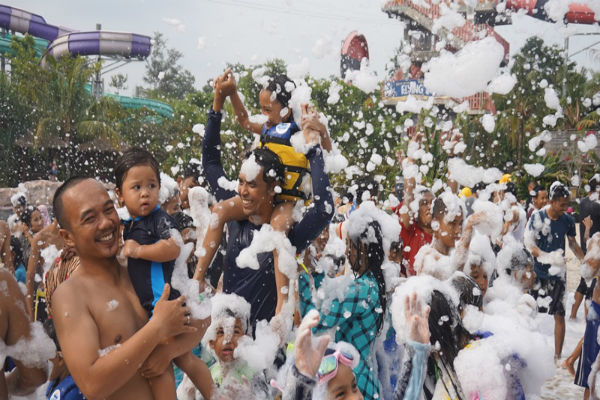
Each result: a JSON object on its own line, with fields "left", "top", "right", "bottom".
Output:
{"left": 317, "top": 349, "right": 355, "bottom": 385}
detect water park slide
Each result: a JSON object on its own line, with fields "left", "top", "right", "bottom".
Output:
{"left": 104, "top": 92, "right": 175, "bottom": 119}
{"left": 0, "top": 4, "right": 172, "bottom": 118}
{"left": 0, "top": 32, "right": 47, "bottom": 58}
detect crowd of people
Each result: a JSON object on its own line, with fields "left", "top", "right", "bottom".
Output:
{"left": 0, "top": 68, "right": 600, "bottom": 400}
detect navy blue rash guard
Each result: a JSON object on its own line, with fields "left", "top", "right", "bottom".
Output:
{"left": 122, "top": 206, "right": 180, "bottom": 316}
{"left": 202, "top": 109, "right": 334, "bottom": 323}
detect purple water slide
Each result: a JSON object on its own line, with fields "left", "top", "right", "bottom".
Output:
{"left": 47, "top": 31, "right": 151, "bottom": 59}
{"left": 0, "top": 5, "right": 71, "bottom": 41}
{"left": 0, "top": 4, "right": 151, "bottom": 60}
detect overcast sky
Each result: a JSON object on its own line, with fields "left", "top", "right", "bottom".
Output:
{"left": 7, "top": 0, "right": 600, "bottom": 96}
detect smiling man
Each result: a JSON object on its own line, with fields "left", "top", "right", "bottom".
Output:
{"left": 50, "top": 177, "right": 197, "bottom": 400}
{"left": 196, "top": 76, "right": 334, "bottom": 324}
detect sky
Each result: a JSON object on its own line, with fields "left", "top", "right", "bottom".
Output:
{"left": 6, "top": 0, "right": 600, "bottom": 97}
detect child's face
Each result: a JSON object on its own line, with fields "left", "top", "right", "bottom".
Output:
{"left": 30, "top": 209, "right": 44, "bottom": 233}
{"left": 389, "top": 246, "right": 403, "bottom": 264}
{"left": 210, "top": 318, "right": 245, "bottom": 363}
{"left": 417, "top": 192, "right": 434, "bottom": 227}
{"left": 514, "top": 263, "right": 536, "bottom": 290}
{"left": 118, "top": 165, "right": 160, "bottom": 219}
{"left": 469, "top": 264, "right": 488, "bottom": 299}
{"left": 259, "top": 89, "right": 290, "bottom": 128}
{"left": 435, "top": 212, "right": 463, "bottom": 249}
{"left": 178, "top": 176, "right": 198, "bottom": 210}
{"left": 326, "top": 363, "right": 363, "bottom": 400}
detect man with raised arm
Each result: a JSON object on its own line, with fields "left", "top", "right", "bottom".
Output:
{"left": 195, "top": 71, "right": 334, "bottom": 324}
{"left": 51, "top": 177, "right": 199, "bottom": 400}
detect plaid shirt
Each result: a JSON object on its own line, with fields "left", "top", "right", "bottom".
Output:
{"left": 299, "top": 271, "right": 381, "bottom": 400}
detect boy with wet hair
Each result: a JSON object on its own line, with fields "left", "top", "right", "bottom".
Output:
{"left": 115, "top": 148, "right": 212, "bottom": 400}
{"left": 203, "top": 293, "right": 269, "bottom": 396}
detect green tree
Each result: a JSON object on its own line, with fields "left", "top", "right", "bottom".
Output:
{"left": 143, "top": 32, "right": 196, "bottom": 100}
{"left": 109, "top": 73, "right": 128, "bottom": 94}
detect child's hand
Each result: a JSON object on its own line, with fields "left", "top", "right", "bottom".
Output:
{"left": 300, "top": 105, "right": 321, "bottom": 146}
{"left": 122, "top": 239, "right": 141, "bottom": 259}
{"left": 214, "top": 68, "right": 237, "bottom": 98}
{"left": 405, "top": 292, "right": 430, "bottom": 344}
{"left": 584, "top": 216, "right": 593, "bottom": 232}
{"left": 295, "top": 310, "right": 329, "bottom": 378}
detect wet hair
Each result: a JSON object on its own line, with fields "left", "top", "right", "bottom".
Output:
{"left": 506, "top": 246, "right": 533, "bottom": 275}
{"left": 472, "top": 182, "right": 487, "bottom": 194}
{"left": 114, "top": 147, "right": 160, "bottom": 190}
{"left": 531, "top": 185, "right": 546, "bottom": 198}
{"left": 12, "top": 194, "right": 27, "bottom": 208}
{"left": 590, "top": 175, "right": 599, "bottom": 193}
{"left": 549, "top": 182, "right": 570, "bottom": 201}
{"left": 504, "top": 182, "right": 517, "bottom": 197}
{"left": 182, "top": 161, "right": 202, "bottom": 180}
{"left": 343, "top": 190, "right": 354, "bottom": 204}
{"left": 355, "top": 176, "right": 379, "bottom": 205}
{"left": 390, "top": 240, "right": 403, "bottom": 254}
{"left": 20, "top": 206, "right": 36, "bottom": 228}
{"left": 248, "top": 147, "right": 285, "bottom": 186}
{"left": 432, "top": 197, "right": 447, "bottom": 220}
{"left": 450, "top": 273, "right": 483, "bottom": 313}
{"left": 52, "top": 176, "right": 90, "bottom": 229}
{"left": 265, "top": 75, "right": 296, "bottom": 109}
{"left": 223, "top": 307, "right": 251, "bottom": 335}
{"left": 350, "top": 220, "right": 387, "bottom": 335}
{"left": 428, "top": 290, "right": 473, "bottom": 368}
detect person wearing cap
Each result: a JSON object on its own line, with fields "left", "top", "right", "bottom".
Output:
{"left": 526, "top": 181, "right": 585, "bottom": 363}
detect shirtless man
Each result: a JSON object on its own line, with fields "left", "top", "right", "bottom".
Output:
{"left": 51, "top": 177, "right": 200, "bottom": 400}
{"left": 0, "top": 269, "right": 48, "bottom": 397}
{"left": 26, "top": 219, "right": 64, "bottom": 319}
{"left": 0, "top": 221, "right": 14, "bottom": 273}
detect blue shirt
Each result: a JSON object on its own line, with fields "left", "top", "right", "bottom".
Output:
{"left": 122, "top": 206, "right": 180, "bottom": 315}
{"left": 46, "top": 375, "right": 85, "bottom": 400}
{"left": 527, "top": 209, "right": 575, "bottom": 280}
{"left": 202, "top": 109, "right": 334, "bottom": 324}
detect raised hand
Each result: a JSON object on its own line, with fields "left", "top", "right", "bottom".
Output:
{"left": 214, "top": 68, "right": 237, "bottom": 98}
{"left": 295, "top": 309, "right": 330, "bottom": 377}
{"left": 405, "top": 292, "right": 431, "bottom": 344}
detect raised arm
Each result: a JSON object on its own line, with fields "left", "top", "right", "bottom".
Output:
{"left": 399, "top": 134, "right": 423, "bottom": 228}
{"left": 287, "top": 144, "right": 334, "bottom": 253}
{"left": 53, "top": 283, "right": 195, "bottom": 399}
{"left": 202, "top": 102, "right": 237, "bottom": 202}
{"left": 24, "top": 242, "right": 41, "bottom": 319}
